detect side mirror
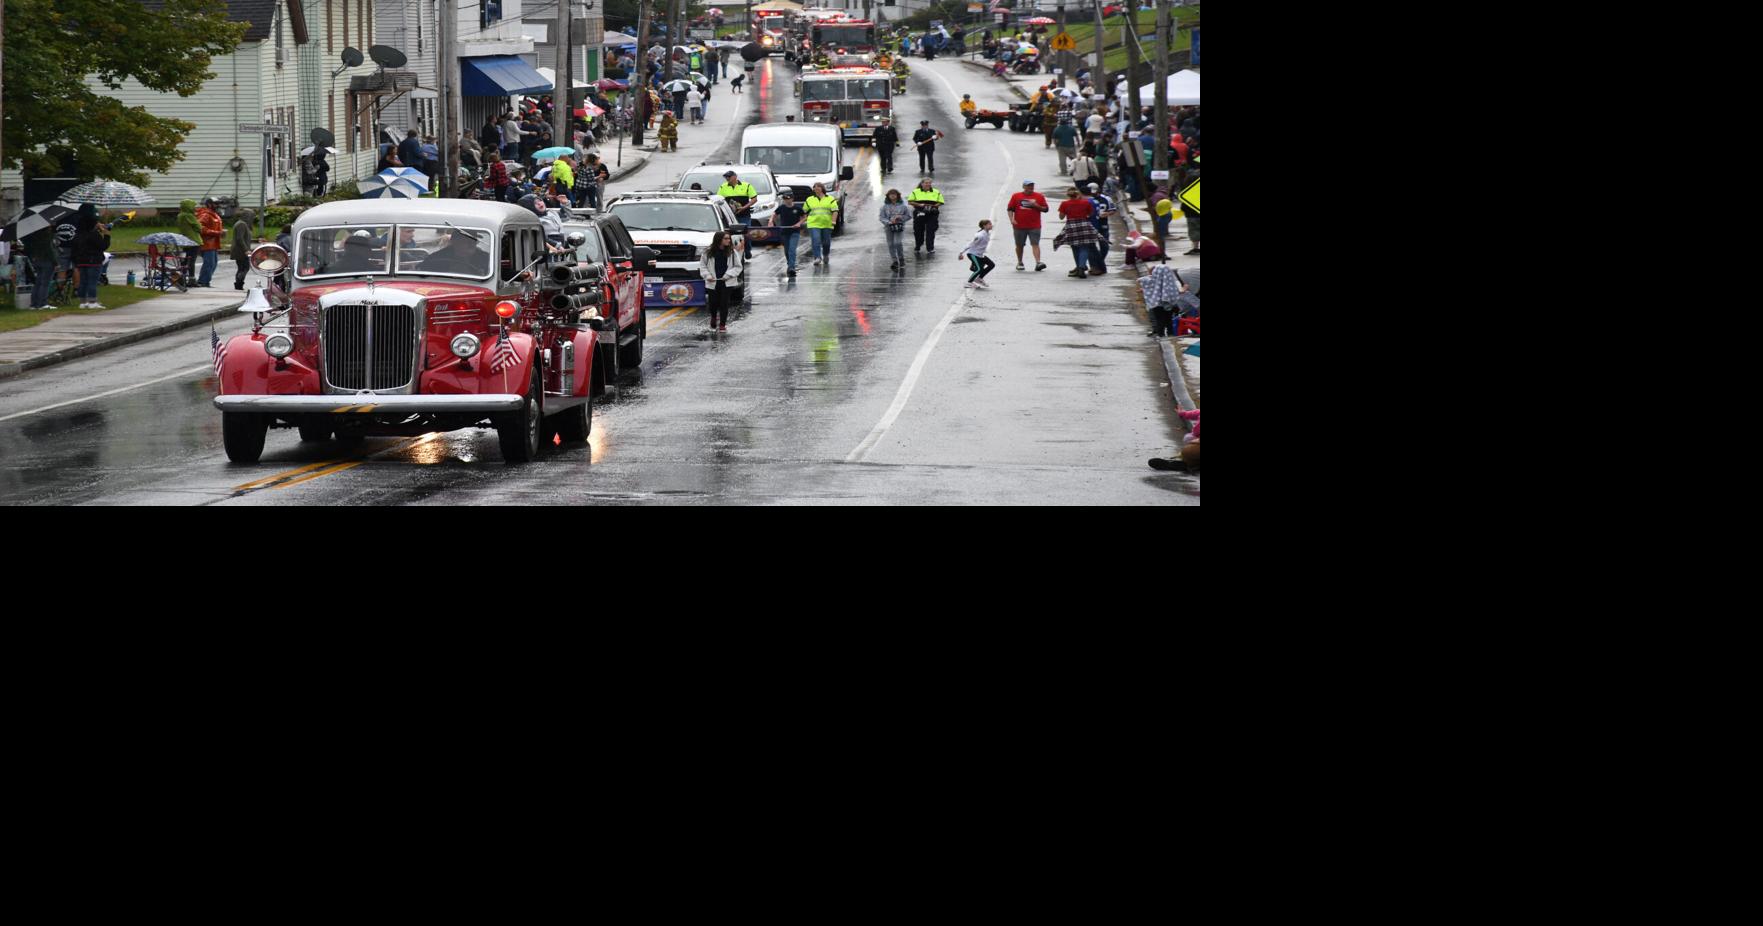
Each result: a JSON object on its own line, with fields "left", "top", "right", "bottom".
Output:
{"left": 586, "top": 315, "right": 612, "bottom": 332}
{"left": 631, "top": 245, "right": 658, "bottom": 269}
{"left": 840, "top": 166, "right": 854, "bottom": 181}
{"left": 565, "top": 231, "right": 587, "bottom": 249}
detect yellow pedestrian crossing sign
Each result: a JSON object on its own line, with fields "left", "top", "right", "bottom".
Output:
{"left": 1178, "top": 177, "right": 1200, "bottom": 214}
{"left": 1050, "top": 32, "right": 1076, "bottom": 51}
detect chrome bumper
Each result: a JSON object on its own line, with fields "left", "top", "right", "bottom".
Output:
{"left": 214, "top": 394, "right": 525, "bottom": 415}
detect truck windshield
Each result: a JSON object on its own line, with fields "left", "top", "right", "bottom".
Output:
{"left": 803, "top": 80, "right": 845, "bottom": 102}
{"left": 815, "top": 26, "right": 873, "bottom": 47}
{"left": 297, "top": 224, "right": 495, "bottom": 279}
{"left": 854, "top": 78, "right": 891, "bottom": 101}
{"left": 680, "top": 172, "right": 774, "bottom": 194}
{"left": 297, "top": 226, "right": 393, "bottom": 278}
{"left": 394, "top": 226, "right": 493, "bottom": 278}
{"left": 743, "top": 146, "right": 834, "bottom": 175}
{"left": 607, "top": 203, "right": 722, "bottom": 233}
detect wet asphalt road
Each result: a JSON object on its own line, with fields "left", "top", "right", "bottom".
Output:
{"left": 0, "top": 59, "right": 1198, "bottom": 505}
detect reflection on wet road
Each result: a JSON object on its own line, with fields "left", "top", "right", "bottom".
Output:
{"left": 0, "top": 58, "right": 1196, "bottom": 506}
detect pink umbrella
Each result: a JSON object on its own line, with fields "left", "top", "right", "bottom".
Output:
{"left": 991, "top": 6, "right": 1011, "bottom": 12}
{"left": 1024, "top": 16, "right": 1056, "bottom": 25}
{"left": 574, "top": 103, "right": 606, "bottom": 118}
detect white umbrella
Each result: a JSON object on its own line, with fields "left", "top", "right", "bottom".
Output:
{"left": 663, "top": 79, "right": 695, "bottom": 92}
{"left": 300, "top": 145, "right": 339, "bottom": 156}
{"left": 360, "top": 167, "right": 430, "bottom": 199}
{"left": 58, "top": 180, "right": 155, "bottom": 207}
{"left": 689, "top": 72, "right": 710, "bottom": 86}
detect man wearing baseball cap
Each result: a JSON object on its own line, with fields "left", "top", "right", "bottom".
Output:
{"left": 912, "top": 120, "right": 945, "bottom": 174}
{"left": 768, "top": 190, "right": 807, "bottom": 277}
{"left": 1005, "top": 180, "right": 1049, "bottom": 271}
{"left": 1086, "top": 182, "right": 1116, "bottom": 274}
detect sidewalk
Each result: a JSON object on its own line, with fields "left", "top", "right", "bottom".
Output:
{"left": 600, "top": 74, "right": 754, "bottom": 195}
{"left": 0, "top": 287, "right": 246, "bottom": 381}
{"left": 949, "top": 55, "right": 1202, "bottom": 417}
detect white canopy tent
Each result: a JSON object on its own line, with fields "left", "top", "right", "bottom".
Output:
{"left": 1120, "top": 69, "right": 1201, "bottom": 106}
{"left": 536, "top": 67, "right": 592, "bottom": 91}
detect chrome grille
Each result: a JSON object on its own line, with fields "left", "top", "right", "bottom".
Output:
{"left": 653, "top": 244, "right": 700, "bottom": 263}
{"left": 323, "top": 303, "right": 418, "bottom": 392}
{"left": 831, "top": 101, "right": 864, "bottom": 124}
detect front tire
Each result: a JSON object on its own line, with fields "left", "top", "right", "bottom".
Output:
{"left": 223, "top": 412, "right": 268, "bottom": 463}
{"left": 552, "top": 392, "right": 592, "bottom": 443}
{"left": 495, "top": 369, "right": 543, "bottom": 463}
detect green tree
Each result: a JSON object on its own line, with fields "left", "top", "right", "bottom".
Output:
{"left": 2, "top": 0, "right": 245, "bottom": 184}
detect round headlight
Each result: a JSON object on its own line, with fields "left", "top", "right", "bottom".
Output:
{"left": 450, "top": 333, "right": 481, "bottom": 359}
{"left": 264, "top": 333, "right": 294, "bottom": 359}
{"left": 250, "top": 243, "right": 289, "bottom": 273}
{"left": 495, "top": 300, "right": 519, "bottom": 319}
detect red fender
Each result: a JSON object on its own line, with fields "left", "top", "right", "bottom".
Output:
{"left": 569, "top": 328, "right": 601, "bottom": 397}
{"left": 216, "top": 334, "right": 321, "bottom": 396}
{"left": 422, "top": 331, "right": 538, "bottom": 396}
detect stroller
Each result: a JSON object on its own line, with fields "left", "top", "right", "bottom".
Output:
{"left": 143, "top": 245, "right": 189, "bottom": 292}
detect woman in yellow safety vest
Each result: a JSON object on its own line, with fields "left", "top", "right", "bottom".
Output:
{"left": 803, "top": 182, "right": 840, "bottom": 266}
{"left": 906, "top": 177, "right": 945, "bottom": 254}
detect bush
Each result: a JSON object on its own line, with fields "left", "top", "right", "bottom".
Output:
{"left": 318, "top": 180, "right": 360, "bottom": 203}
{"left": 262, "top": 206, "right": 303, "bottom": 228}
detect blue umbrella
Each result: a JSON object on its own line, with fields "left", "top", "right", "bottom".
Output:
{"left": 533, "top": 146, "right": 576, "bottom": 161}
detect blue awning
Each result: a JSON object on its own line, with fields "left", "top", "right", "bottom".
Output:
{"left": 461, "top": 55, "right": 553, "bottom": 97}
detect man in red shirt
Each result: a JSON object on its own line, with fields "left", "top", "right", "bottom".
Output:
{"left": 1005, "top": 179, "right": 1050, "bottom": 271}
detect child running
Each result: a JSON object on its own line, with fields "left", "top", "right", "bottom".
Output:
{"left": 960, "top": 219, "right": 995, "bottom": 290}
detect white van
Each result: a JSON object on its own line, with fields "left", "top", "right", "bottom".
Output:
{"left": 740, "top": 122, "right": 855, "bottom": 234}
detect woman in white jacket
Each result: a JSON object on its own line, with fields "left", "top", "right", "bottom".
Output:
{"left": 698, "top": 230, "right": 745, "bottom": 332}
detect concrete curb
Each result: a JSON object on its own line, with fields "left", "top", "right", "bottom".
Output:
{"left": 1160, "top": 340, "right": 1197, "bottom": 413}
{"left": 604, "top": 148, "right": 655, "bottom": 184}
{"left": 0, "top": 299, "right": 244, "bottom": 382}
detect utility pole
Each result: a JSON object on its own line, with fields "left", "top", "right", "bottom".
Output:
{"left": 632, "top": 0, "right": 650, "bottom": 147}
{"left": 442, "top": 0, "right": 460, "bottom": 196}
{"left": 1153, "top": 0, "right": 1169, "bottom": 174}
{"left": 1093, "top": 0, "right": 1106, "bottom": 110}
{"left": 1055, "top": 0, "right": 1066, "bottom": 89}
{"left": 1, "top": 0, "right": 7, "bottom": 196}
{"left": 555, "top": 0, "right": 574, "bottom": 153}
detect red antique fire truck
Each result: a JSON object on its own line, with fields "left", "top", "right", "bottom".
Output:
{"left": 796, "top": 65, "right": 894, "bottom": 145}
{"left": 211, "top": 200, "right": 655, "bottom": 464}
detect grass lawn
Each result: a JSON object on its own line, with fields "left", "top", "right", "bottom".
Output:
{"left": 1053, "top": 7, "right": 1199, "bottom": 75}
{"left": 0, "top": 284, "right": 166, "bottom": 334}
{"left": 105, "top": 224, "right": 285, "bottom": 252}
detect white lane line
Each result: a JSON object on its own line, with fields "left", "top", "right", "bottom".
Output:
{"left": 0, "top": 364, "right": 212, "bottom": 424}
{"left": 845, "top": 133, "right": 1017, "bottom": 464}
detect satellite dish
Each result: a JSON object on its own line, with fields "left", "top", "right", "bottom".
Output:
{"left": 341, "top": 47, "right": 364, "bottom": 68}
{"left": 311, "top": 127, "right": 336, "bottom": 148}
{"left": 369, "top": 45, "right": 408, "bottom": 69}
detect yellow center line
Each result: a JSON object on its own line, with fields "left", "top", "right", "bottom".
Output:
{"left": 271, "top": 433, "right": 442, "bottom": 490}
{"left": 235, "top": 458, "right": 349, "bottom": 491}
{"left": 274, "top": 459, "right": 368, "bottom": 488}
{"left": 651, "top": 308, "right": 699, "bottom": 331}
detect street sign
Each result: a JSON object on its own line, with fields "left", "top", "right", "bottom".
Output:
{"left": 237, "top": 122, "right": 289, "bottom": 134}
{"left": 1178, "top": 177, "right": 1200, "bottom": 213}
{"left": 1050, "top": 32, "right": 1076, "bottom": 51}
{"left": 967, "top": 2, "right": 984, "bottom": 11}
{"left": 1150, "top": 170, "right": 1170, "bottom": 181}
